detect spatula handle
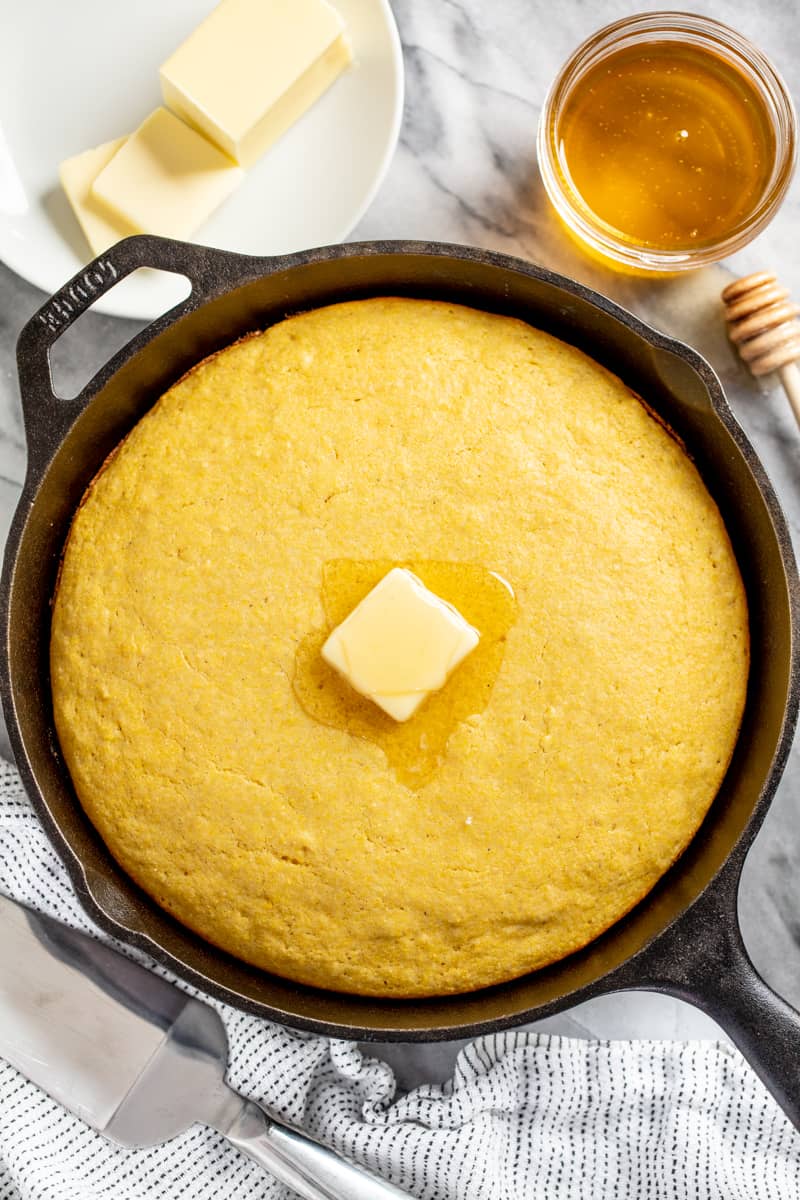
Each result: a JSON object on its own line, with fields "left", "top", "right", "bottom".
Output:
{"left": 224, "top": 1099, "right": 413, "bottom": 1200}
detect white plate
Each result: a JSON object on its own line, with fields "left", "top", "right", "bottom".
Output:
{"left": 0, "top": 0, "right": 403, "bottom": 320}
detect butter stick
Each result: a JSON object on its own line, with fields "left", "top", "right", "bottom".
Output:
{"left": 59, "top": 138, "right": 134, "bottom": 255}
{"left": 160, "top": 0, "right": 353, "bottom": 168}
{"left": 90, "top": 108, "right": 244, "bottom": 243}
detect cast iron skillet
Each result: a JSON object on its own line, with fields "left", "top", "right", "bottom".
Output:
{"left": 3, "top": 236, "right": 800, "bottom": 1126}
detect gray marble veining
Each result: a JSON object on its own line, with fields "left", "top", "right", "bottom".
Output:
{"left": 2, "top": 0, "right": 800, "bottom": 1086}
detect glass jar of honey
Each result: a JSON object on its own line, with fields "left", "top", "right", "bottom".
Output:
{"left": 537, "top": 13, "right": 797, "bottom": 272}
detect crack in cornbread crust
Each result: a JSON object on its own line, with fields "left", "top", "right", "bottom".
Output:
{"left": 50, "top": 297, "right": 749, "bottom": 997}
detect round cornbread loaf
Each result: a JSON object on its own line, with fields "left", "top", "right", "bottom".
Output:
{"left": 50, "top": 298, "right": 749, "bottom": 997}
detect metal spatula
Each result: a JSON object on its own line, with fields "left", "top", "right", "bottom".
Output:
{"left": 0, "top": 892, "right": 411, "bottom": 1199}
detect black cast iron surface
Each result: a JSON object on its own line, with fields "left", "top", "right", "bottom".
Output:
{"left": 4, "top": 236, "right": 800, "bottom": 1126}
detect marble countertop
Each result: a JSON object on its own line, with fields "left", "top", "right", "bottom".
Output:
{"left": 2, "top": 0, "right": 800, "bottom": 1087}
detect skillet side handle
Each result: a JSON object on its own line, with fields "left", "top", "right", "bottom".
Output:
{"left": 627, "top": 858, "right": 800, "bottom": 1132}
{"left": 15, "top": 235, "right": 247, "bottom": 469}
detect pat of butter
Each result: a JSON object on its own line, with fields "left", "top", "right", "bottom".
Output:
{"left": 90, "top": 108, "right": 245, "bottom": 242}
{"left": 59, "top": 138, "right": 133, "bottom": 255}
{"left": 322, "top": 568, "right": 480, "bottom": 722}
{"left": 160, "top": 0, "right": 353, "bottom": 168}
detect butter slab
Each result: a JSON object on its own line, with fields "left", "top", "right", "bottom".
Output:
{"left": 59, "top": 137, "right": 133, "bottom": 256}
{"left": 160, "top": 0, "right": 353, "bottom": 168}
{"left": 322, "top": 568, "right": 481, "bottom": 722}
{"left": 90, "top": 107, "right": 244, "bottom": 242}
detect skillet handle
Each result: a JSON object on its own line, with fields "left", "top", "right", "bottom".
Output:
{"left": 626, "top": 854, "right": 800, "bottom": 1131}
{"left": 15, "top": 235, "right": 251, "bottom": 468}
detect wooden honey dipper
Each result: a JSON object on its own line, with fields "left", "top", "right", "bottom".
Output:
{"left": 722, "top": 272, "right": 800, "bottom": 429}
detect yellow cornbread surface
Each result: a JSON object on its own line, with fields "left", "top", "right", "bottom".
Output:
{"left": 50, "top": 299, "right": 749, "bottom": 997}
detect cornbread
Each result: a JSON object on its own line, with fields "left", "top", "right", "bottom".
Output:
{"left": 50, "top": 298, "right": 749, "bottom": 997}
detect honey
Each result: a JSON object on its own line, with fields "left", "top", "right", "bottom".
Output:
{"left": 557, "top": 41, "right": 776, "bottom": 251}
{"left": 293, "top": 560, "right": 516, "bottom": 789}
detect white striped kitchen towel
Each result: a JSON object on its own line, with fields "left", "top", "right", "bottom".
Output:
{"left": 1, "top": 757, "right": 798, "bottom": 1199}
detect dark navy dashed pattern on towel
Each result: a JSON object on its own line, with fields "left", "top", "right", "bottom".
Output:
{"left": 0, "top": 759, "right": 799, "bottom": 1199}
